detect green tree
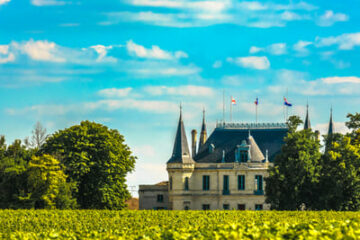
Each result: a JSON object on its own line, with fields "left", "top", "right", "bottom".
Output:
{"left": 318, "top": 134, "right": 360, "bottom": 210}
{"left": 0, "top": 138, "right": 33, "bottom": 209}
{"left": 24, "top": 154, "right": 77, "bottom": 209}
{"left": 265, "top": 116, "right": 322, "bottom": 210}
{"left": 41, "top": 121, "right": 136, "bottom": 209}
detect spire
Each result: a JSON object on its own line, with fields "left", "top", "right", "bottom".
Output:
{"left": 304, "top": 104, "right": 311, "bottom": 130}
{"left": 167, "top": 106, "right": 194, "bottom": 164}
{"left": 199, "top": 108, "right": 207, "bottom": 150}
{"left": 328, "top": 107, "right": 334, "bottom": 135}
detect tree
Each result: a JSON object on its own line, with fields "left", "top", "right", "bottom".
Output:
{"left": 24, "top": 154, "right": 77, "bottom": 209}
{"left": 265, "top": 116, "right": 322, "bottom": 210}
{"left": 0, "top": 138, "right": 33, "bottom": 209}
{"left": 318, "top": 134, "right": 360, "bottom": 210}
{"left": 41, "top": 121, "right": 136, "bottom": 209}
{"left": 25, "top": 122, "right": 48, "bottom": 149}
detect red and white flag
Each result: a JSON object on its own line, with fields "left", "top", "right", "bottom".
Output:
{"left": 231, "top": 97, "right": 236, "bottom": 105}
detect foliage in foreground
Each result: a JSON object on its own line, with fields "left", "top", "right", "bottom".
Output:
{"left": 1, "top": 210, "right": 360, "bottom": 239}
{"left": 0, "top": 121, "right": 136, "bottom": 210}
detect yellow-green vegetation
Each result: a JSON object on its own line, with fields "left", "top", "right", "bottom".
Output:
{"left": 1, "top": 210, "right": 360, "bottom": 239}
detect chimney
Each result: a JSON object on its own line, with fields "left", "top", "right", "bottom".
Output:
{"left": 191, "top": 129, "right": 197, "bottom": 157}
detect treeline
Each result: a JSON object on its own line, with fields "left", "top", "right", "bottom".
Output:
{"left": 266, "top": 113, "right": 360, "bottom": 210}
{"left": 0, "top": 121, "right": 136, "bottom": 210}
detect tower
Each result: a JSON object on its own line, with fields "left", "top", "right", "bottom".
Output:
{"left": 167, "top": 106, "right": 194, "bottom": 164}
{"left": 199, "top": 108, "right": 207, "bottom": 151}
{"left": 328, "top": 107, "right": 334, "bottom": 135}
{"left": 304, "top": 104, "right": 311, "bottom": 130}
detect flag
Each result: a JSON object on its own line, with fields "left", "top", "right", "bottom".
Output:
{"left": 284, "top": 97, "right": 292, "bottom": 107}
{"left": 254, "top": 97, "right": 259, "bottom": 105}
{"left": 231, "top": 97, "right": 236, "bottom": 105}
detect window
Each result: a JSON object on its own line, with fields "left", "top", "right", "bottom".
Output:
{"left": 169, "top": 177, "right": 173, "bottom": 190}
{"left": 184, "top": 177, "right": 189, "bottom": 191}
{"left": 240, "top": 150, "right": 248, "bottom": 162}
{"left": 255, "top": 175, "right": 263, "bottom": 191}
{"left": 238, "top": 175, "right": 245, "bottom": 190}
{"left": 223, "top": 204, "right": 230, "bottom": 210}
{"left": 238, "top": 204, "right": 246, "bottom": 210}
{"left": 223, "top": 175, "right": 229, "bottom": 195}
{"left": 203, "top": 175, "right": 210, "bottom": 191}
{"left": 202, "top": 204, "right": 210, "bottom": 210}
{"left": 157, "top": 194, "right": 164, "bottom": 203}
{"left": 184, "top": 206, "right": 189, "bottom": 210}
{"left": 255, "top": 204, "right": 263, "bottom": 210}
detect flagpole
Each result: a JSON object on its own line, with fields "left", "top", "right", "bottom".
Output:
{"left": 222, "top": 89, "right": 225, "bottom": 124}
{"left": 256, "top": 97, "right": 258, "bottom": 124}
{"left": 286, "top": 88, "right": 289, "bottom": 121}
{"left": 230, "top": 96, "right": 232, "bottom": 122}
{"left": 283, "top": 96, "right": 286, "bottom": 122}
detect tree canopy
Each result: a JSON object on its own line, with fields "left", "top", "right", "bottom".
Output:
{"left": 41, "top": 121, "right": 136, "bottom": 209}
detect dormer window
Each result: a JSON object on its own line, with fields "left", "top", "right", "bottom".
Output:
{"left": 235, "top": 140, "right": 250, "bottom": 162}
{"left": 240, "top": 150, "right": 248, "bottom": 162}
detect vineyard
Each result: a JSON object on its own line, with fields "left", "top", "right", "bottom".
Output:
{"left": 1, "top": 210, "right": 360, "bottom": 239}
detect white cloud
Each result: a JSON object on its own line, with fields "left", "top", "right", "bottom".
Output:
{"left": 251, "top": 43, "right": 287, "bottom": 55}
{"left": 0, "top": 45, "right": 15, "bottom": 64}
{"left": 144, "top": 85, "right": 215, "bottom": 97}
{"left": 98, "top": 88, "right": 133, "bottom": 98}
{"left": 293, "top": 40, "right": 312, "bottom": 56}
{"left": 0, "top": 0, "right": 10, "bottom": 5}
{"left": 314, "top": 122, "right": 349, "bottom": 135}
{"left": 249, "top": 46, "right": 263, "bottom": 54}
{"left": 227, "top": 56, "right": 270, "bottom": 70}
{"left": 102, "top": 1, "right": 319, "bottom": 28}
{"left": 316, "top": 10, "right": 348, "bottom": 27}
{"left": 126, "top": 40, "right": 187, "bottom": 60}
{"left": 31, "top": 0, "right": 67, "bottom": 6}
{"left": 269, "top": 43, "right": 287, "bottom": 55}
{"left": 269, "top": 70, "right": 360, "bottom": 96}
{"left": 212, "top": 60, "right": 222, "bottom": 68}
{"left": 316, "top": 32, "right": 360, "bottom": 50}
{"left": 14, "top": 39, "right": 66, "bottom": 62}
{"left": 90, "top": 45, "right": 117, "bottom": 62}
{"left": 321, "top": 76, "right": 360, "bottom": 84}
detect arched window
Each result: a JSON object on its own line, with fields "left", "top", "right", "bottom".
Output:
{"left": 184, "top": 177, "right": 189, "bottom": 191}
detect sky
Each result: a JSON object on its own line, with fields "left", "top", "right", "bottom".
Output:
{"left": 1, "top": 0, "right": 360, "bottom": 196}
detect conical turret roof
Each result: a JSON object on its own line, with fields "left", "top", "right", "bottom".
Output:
{"left": 248, "top": 133, "right": 265, "bottom": 162}
{"left": 167, "top": 108, "right": 194, "bottom": 164}
{"left": 304, "top": 104, "right": 311, "bottom": 130}
{"left": 328, "top": 107, "right": 334, "bottom": 135}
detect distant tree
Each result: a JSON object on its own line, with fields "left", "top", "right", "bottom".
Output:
{"left": 25, "top": 122, "right": 48, "bottom": 149}
{"left": 0, "top": 138, "right": 33, "bottom": 209}
{"left": 318, "top": 133, "right": 360, "bottom": 210}
{"left": 346, "top": 113, "right": 360, "bottom": 144}
{"left": 265, "top": 116, "right": 322, "bottom": 210}
{"left": 23, "top": 154, "right": 77, "bottom": 209}
{"left": 41, "top": 121, "right": 136, "bottom": 209}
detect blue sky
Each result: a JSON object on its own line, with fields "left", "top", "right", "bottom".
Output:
{"left": 1, "top": 0, "right": 360, "bottom": 195}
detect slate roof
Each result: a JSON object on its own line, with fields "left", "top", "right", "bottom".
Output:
{"left": 194, "top": 124, "right": 288, "bottom": 163}
{"left": 328, "top": 108, "right": 334, "bottom": 135}
{"left": 304, "top": 105, "right": 311, "bottom": 130}
{"left": 167, "top": 111, "right": 195, "bottom": 164}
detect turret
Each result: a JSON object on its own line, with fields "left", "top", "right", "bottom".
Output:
{"left": 191, "top": 129, "right": 197, "bottom": 157}
{"left": 199, "top": 108, "right": 207, "bottom": 150}
{"left": 328, "top": 107, "right": 334, "bottom": 135}
{"left": 167, "top": 105, "right": 194, "bottom": 164}
{"left": 304, "top": 104, "right": 311, "bottom": 130}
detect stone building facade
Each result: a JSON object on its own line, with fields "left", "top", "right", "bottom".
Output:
{"left": 139, "top": 109, "right": 288, "bottom": 210}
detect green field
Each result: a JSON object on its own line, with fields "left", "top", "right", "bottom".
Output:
{"left": 1, "top": 210, "right": 360, "bottom": 239}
